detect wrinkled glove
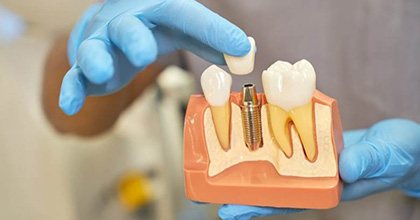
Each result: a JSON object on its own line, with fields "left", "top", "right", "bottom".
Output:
{"left": 218, "top": 118, "right": 420, "bottom": 220}
{"left": 59, "top": 0, "right": 250, "bottom": 115}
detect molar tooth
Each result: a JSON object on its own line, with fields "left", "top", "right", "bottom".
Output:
{"left": 201, "top": 65, "right": 232, "bottom": 151}
{"left": 262, "top": 59, "right": 317, "bottom": 161}
{"left": 224, "top": 37, "right": 256, "bottom": 75}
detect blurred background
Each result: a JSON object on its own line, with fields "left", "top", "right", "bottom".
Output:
{"left": 0, "top": 0, "right": 215, "bottom": 219}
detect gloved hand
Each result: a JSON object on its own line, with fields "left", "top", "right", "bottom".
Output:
{"left": 218, "top": 118, "right": 420, "bottom": 220}
{"left": 59, "top": 0, "right": 250, "bottom": 115}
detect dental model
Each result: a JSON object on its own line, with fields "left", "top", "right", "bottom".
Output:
{"left": 224, "top": 37, "right": 256, "bottom": 75}
{"left": 200, "top": 65, "right": 232, "bottom": 151}
{"left": 184, "top": 59, "right": 343, "bottom": 209}
{"left": 262, "top": 59, "right": 317, "bottom": 161}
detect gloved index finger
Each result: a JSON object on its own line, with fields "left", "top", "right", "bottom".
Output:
{"left": 144, "top": 0, "right": 250, "bottom": 56}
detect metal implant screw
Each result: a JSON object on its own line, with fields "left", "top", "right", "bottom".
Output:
{"left": 241, "top": 83, "right": 262, "bottom": 151}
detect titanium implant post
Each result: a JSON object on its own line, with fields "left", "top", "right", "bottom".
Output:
{"left": 241, "top": 83, "right": 263, "bottom": 151}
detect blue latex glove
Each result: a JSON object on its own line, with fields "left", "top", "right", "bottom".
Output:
{"left": 218, "top": 118, "right": 420, "bottom": 220}
{"left": 59, "top": 0, "right": 250, "bottom": 115}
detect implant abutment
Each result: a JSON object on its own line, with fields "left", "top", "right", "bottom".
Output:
{"left": 241, "top": 84, "right": 263, "bottom": 151}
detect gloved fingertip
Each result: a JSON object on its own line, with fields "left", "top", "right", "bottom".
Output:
{"left": 128, "top": 42, "right": 158, "bottom": 67}
{"left": 219, "top": 204, "right": 301, "bottom": 220}
{"left": 108, "top": 15, "right": 158, "bottom": 68}
{"left": 88, "top": 56, "right": 114, "bottom": 84}
{"left": 59, "top": 66, "right": 87, "bottom": 115}
{"left": 175, "top": 33, "right": 227, "bottom": 65}
{"left": 339, "top": 147, "right": 362, "bottom": 183}
{"left": 204, "top": 52, "right": 226, "bottom": 65}
{"left": 217, "top": 205, "right": 230, "bottom": 220}
{"left": 218, "top": 204, "right": 253, "bottom": 220}
{"left": 59, "top": 92, "right": 85, "bottom": 116}
{"left": 225, "top": 28, "right": 251, "bottom": 56}
{"left": 78, "top": 39, "right": 115, "bottom": 84}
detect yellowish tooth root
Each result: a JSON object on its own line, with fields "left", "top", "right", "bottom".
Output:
{"left": 267, "top": 103, "right": 318, "bottom": 162}
{"left": 267, "top": 104, "right": 293, "bottom": 157}
{"left": 210, "top": 103, "right": 231, "bottom": 151}
{"left": 289, "top": 103, "right": 317, "bottom": 162}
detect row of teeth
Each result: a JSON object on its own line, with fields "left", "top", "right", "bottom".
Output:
{"left": 200, "top": 37, "right": 317, "bottom": 162}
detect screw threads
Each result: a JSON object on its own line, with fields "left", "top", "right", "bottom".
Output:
{"left": 241, "top": 84, "right": 262, "bottom": 151}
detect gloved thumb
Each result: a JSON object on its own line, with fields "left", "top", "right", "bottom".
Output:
{"left": 339, "top": 141, "right": 397, "bottom": 200}
{"left": 339, "top": 119, "right": 417, "bottom": 184}
{"left": 339, "top": 141, "right": 390, "bottom": 183}
{"left": 339, "top": 119, "right": 419, "bottom": 200}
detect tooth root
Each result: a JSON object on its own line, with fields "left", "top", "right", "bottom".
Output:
{"left": 289, "top": 102, "right": 317, "bottom": 162}
{"left": 224, "top": 37, "right": 256, "bottom": 75}
{"left": 210, "top": 103, "right": 231, "bottom": 151}
{"left": 267, "top": 104, "right": 293, "bottom": 157}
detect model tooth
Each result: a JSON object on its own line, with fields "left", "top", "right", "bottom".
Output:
{"left": 201, "top": 65, "right": 232, "bottom": 151}
{"left": 262, "top": 61, "right": 293, "bottom": 157}
{"left": 262, "top": 59, "right": 317, "bottom": 161}
{"left": 224, "top": 37, "right": 256, "bottom": 75}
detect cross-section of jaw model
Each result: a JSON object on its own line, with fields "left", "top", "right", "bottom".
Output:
{"left": 184, "top": 37, "right": 343, "bottom": 209}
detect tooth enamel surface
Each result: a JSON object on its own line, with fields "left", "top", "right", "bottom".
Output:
{"left": 224, "top": 37, "right": 256, "bottom": 75}
{"left": 201, "top": 65, "right": 232, "bottom": 150}
{"left": 263, "top": 60, "right": 315, "bottom": 111}
{"left": 201, "top": 65, "right": 232, "bottom": 106}
{"left": 262, "top": 60, "right": 317, "bottom": 161}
